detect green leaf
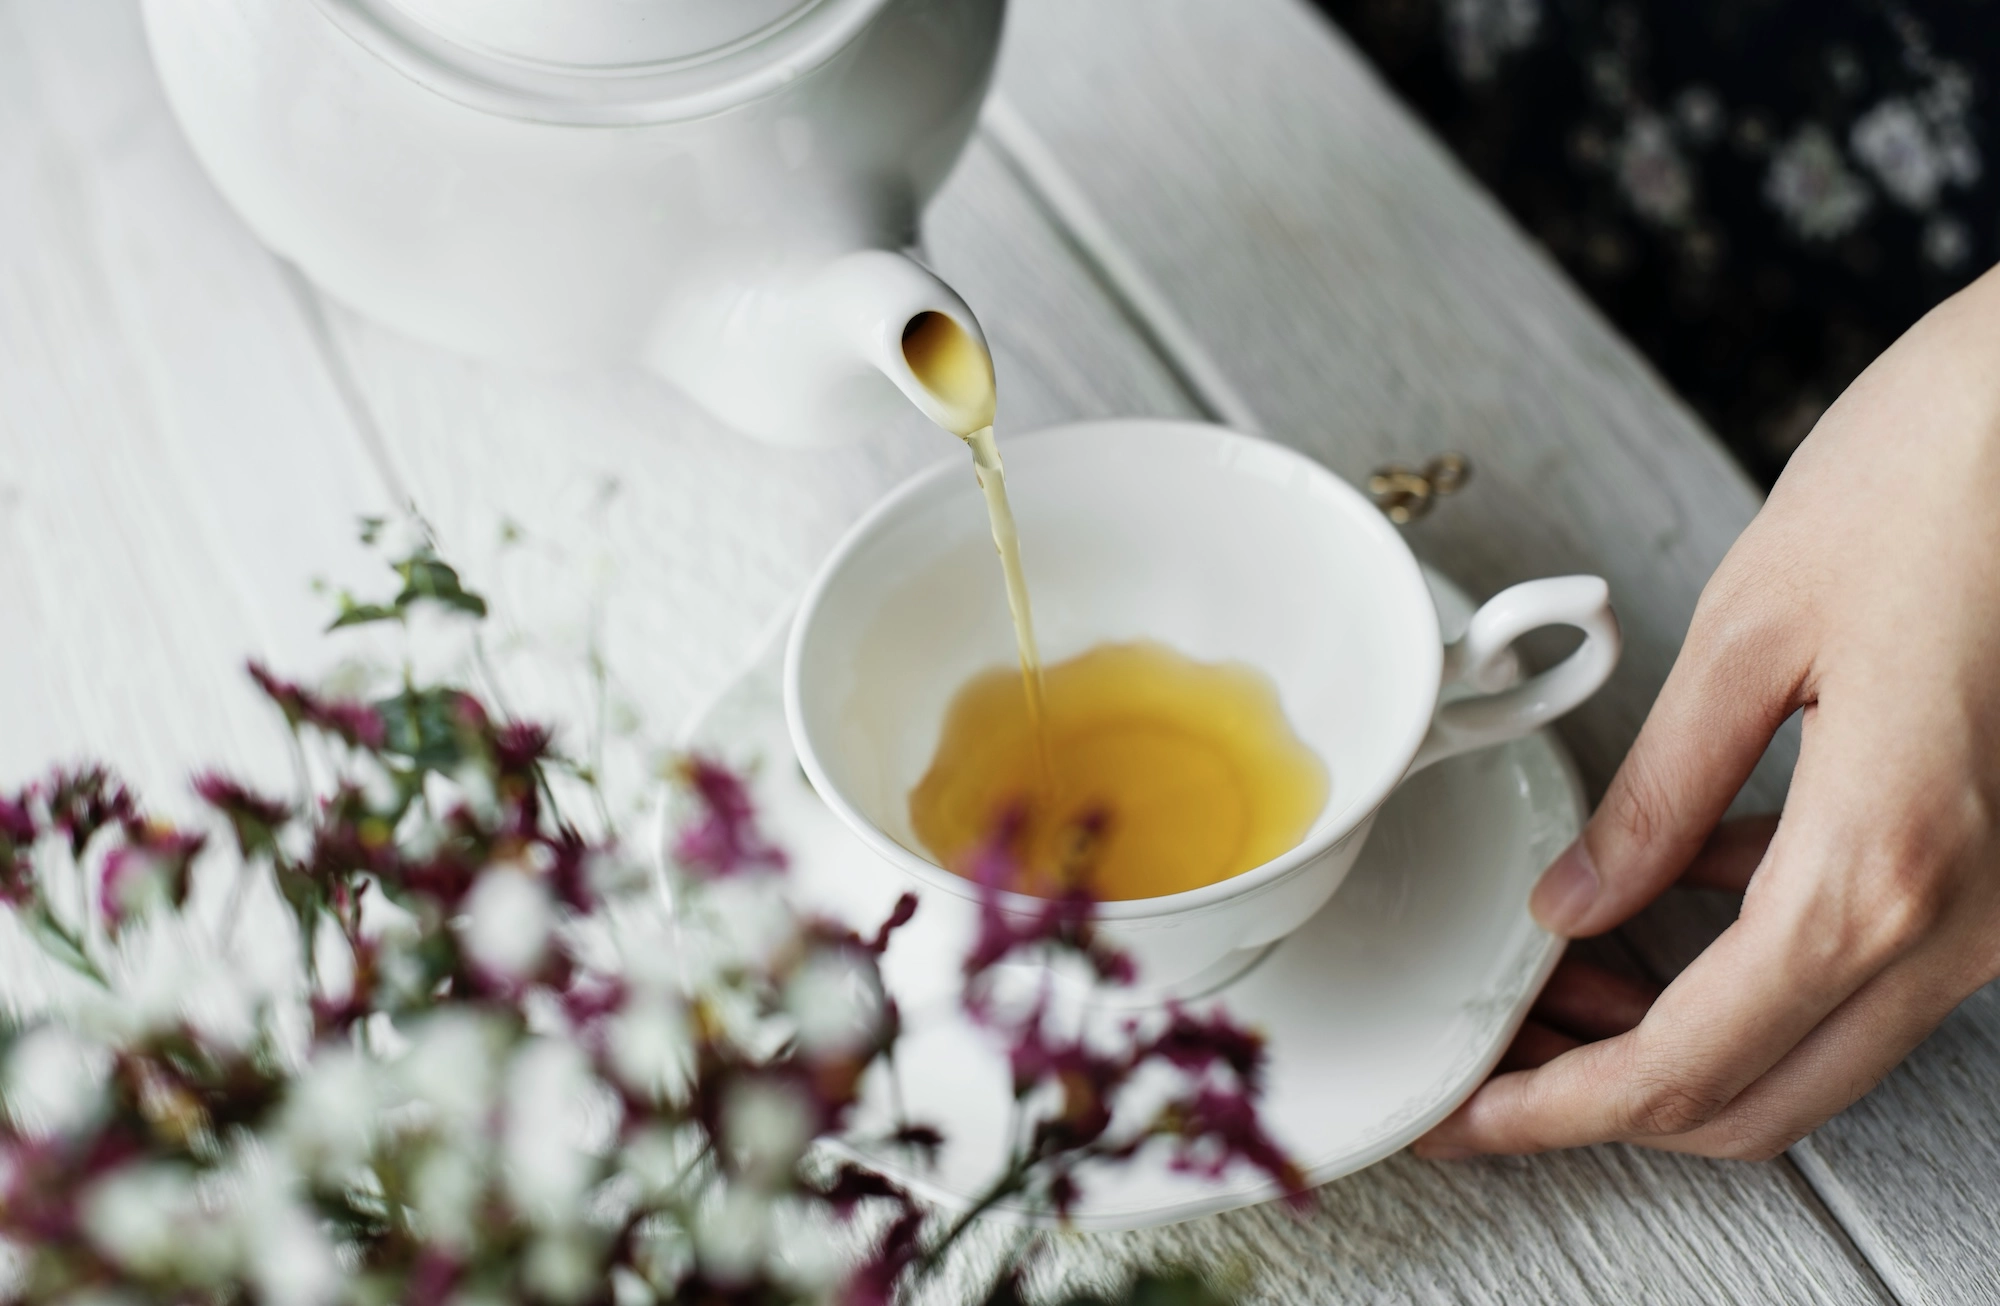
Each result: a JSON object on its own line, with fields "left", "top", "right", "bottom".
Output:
{"left": 393, "top": 554, "right": 488, "bottom": 620}
{"left": 24, "top": 907, "right": 101, "bottom": 984}
{"left": 374, "top": 686, "right": 476, "bottom": 774}
{"left": 328, "top": 597, "right": 403, "bottom": 631}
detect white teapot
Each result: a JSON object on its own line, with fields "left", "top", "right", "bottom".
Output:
{"left": 141, "top": 0, "right": 1006, "bottom": 446}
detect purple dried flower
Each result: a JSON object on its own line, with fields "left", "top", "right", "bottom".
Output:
{"left": 1046, "top": 1169, "right": 1081, "bottom": 1220}
{"left": 886, "top": 1123, "right": 944, "bottom": 1161}
{"left": 818, "top": 1162, "right": 910, "bottom": 1218}
{"left": 192, "top": 772, "right": 293, "bottom": 857}
{"left": 0, "top": 791, "right": 36, "bottom": 905}
{"left": 304, "top": 786, "right": 404, "bottom": 886}
{"left": 247, "top": 662, "right": 386, "bottom": 749}
{"left": 869, "top": 892, "right": 919, "bottom": 953}
{"left": 1157, "top": 1086, "right": 1307, "bottom": 1204}
{"left": 0, "top": 791, "right": 35, "bottom": 846}
{"left": 543, "top": 827, "right": 595, "bottom": 912}
{"left": 44, "top": 766, "right": 136, "bottom": 857}
{"left": 1145, "top": 1004, "right": 1269, "bottom": 1092}
{"left": 959, "top": 824, "right": 1133, "bottom": 991}
{"left": 843, "top": 1203, "right": 926, "bottom": 1306}
{"left": 672, "top": 756, "right": 786, "bottom": 879}
{"left": 403, "top": 1248, "right": 462, "bottom": 1306}
{"left": 99, "top": 824, "right": 207, "bottom": 928}
{"left": 493, "top": 720, "right": 554, "bottom": 773}
{"left": 558, "top": 974, "right": 627, "bottom": 1031}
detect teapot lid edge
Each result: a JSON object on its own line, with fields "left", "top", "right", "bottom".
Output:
{"left": 309, "top": 0, "right": 894, "bottom": 125}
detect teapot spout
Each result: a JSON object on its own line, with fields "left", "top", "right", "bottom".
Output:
{"left": 647, "top": 250, "right": 994, "bottom": 448}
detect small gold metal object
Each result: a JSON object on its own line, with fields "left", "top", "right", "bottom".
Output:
{"left": 1369, "top": 453, "right": 1471, "bottom": 524}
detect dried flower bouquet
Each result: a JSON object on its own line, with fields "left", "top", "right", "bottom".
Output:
{"left": 0, "top": 534, "right": 1302, "bottom": 1306}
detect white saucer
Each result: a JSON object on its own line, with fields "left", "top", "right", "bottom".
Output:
{"left": 678, "top": 569, "right": 1582, "bottom": 1231}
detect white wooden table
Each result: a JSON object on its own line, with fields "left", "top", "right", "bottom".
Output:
{"left": 4, "top": 1, "right": 1995, "bottom": 1301}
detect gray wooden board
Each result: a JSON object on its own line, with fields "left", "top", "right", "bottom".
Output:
{"left": 0, "top": 0, "right": 391, "bottom": 804}
{"left": 0, "top": 0, "right": 1951, "bottom": 1299}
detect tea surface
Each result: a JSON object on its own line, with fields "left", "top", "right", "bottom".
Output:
{"left": 910, "top": 641, "right": 1330, "bottom": 901}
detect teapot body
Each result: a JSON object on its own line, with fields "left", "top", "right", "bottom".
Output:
{"left": 141, "top": 0, "right": 1005, "bottom": 440}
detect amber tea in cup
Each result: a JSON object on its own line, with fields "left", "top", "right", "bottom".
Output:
{"left": 909, "top": 640, "right": 1329, "bottom": 901}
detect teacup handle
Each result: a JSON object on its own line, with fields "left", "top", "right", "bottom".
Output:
{"left": 1409, "top": 576, "right": 1621, "bottom": 773}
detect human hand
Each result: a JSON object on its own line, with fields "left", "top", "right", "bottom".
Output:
{"left": 1415, "top": 263, "right": 2000, "bottom": 1161}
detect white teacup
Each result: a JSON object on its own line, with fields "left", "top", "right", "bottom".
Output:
{"left": 785, "top": 420, "right": 1620, "bottom": 992}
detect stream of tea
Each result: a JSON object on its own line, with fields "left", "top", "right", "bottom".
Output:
{"left": 898, "top": 312, "right": 1053, "bottom": 783}
{"left": 897, "top": 312, "right": 1328, "bottom": 901}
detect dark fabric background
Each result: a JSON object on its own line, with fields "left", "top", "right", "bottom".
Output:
{"left": 1310, "top": 0, "right": 1999, "bottom": 485}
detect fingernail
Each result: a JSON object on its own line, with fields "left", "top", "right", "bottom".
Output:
{"left": 1530, "top": 839, "right": 1600, "bottom": 934}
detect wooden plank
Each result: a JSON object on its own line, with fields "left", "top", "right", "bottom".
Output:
{"left": 0, "top": 0, "right": 389, "bottom": 804}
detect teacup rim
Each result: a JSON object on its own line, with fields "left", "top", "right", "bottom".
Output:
{"left": 783, "top": 418, "right": 1443, "bottom": 921}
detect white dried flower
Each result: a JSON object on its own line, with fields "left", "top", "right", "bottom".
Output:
{"left": 620, "top": 1125, "right": 706, "bottom": 1201}
{"left": 101, "top": 917, "right": 211, "bottom": 1040}
{"left": 783, "top": 949, "right": 881, "bottom": 1057}
{"left": 235, "top": 1168, "right": 339, "bottom": 1306}
{"left": 397, "top": 1010, "right": 504, "bottom": 1135}
{"left": 460, "top": 867, "right": 554, "bottom": 979}
{"left": 765, "top": 1196, "right": 846, "bottom": 1294}
{"left": 4, "top": 1026, "right": 107, "bottom": 1138}
{"left": 693, "top": 877, "right": 797, "bottom": 976}
{"left": 503, "top": 1038, "right": 605, "bottom": 1223}
{"left": 609, "top": 907, "right": 684, "bottom": 994}
{"left": 631, "top": 1213, "right": 695, "bottom": 1294}
{"left": 81, "top": 1164, "right": 228, "bottom": 1283}
{"left": 694, "top": 1183, "right": 770, "bottom": 1285}
{"left": 0, "top": 1237, "right": 24, "bottom": 1300}
{"left": 607, "top": 996, "right": 695, "bottom": 1104}
{"left": 352, "top": 753, "right": 404, "bottom": 816}
{"left": 525, "top": 1229, "right": 600, "bottom": 1304}
{"left": 411, "top": 1145, "right": 486, "bottom": 1251}
{"left": 610, "top": 1265, "right": 658, "bottom": 1306}
{"left": 586, "top": 849, "right": 651, "bottom": 900}
{"left": 179, "top": 951, "right": 259, "bottom": 1053}
{"left": 278, "top": 1046, "right": 379, "bottom": 1180}
{"left": 722, "top": 1078, "right": 815, "bottom": 1191}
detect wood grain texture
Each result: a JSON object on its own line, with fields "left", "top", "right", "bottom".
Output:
{"left": 0, "top": 0, "right": 389, "bottom": 804}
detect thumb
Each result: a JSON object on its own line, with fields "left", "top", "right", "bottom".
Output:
{"left": 1532, "top": 603, "right": 1802, "bottom": 937}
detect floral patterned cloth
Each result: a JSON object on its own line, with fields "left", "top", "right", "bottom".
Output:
{"left": 1317, "top": 0, "right": 1997, "bottom": 483}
